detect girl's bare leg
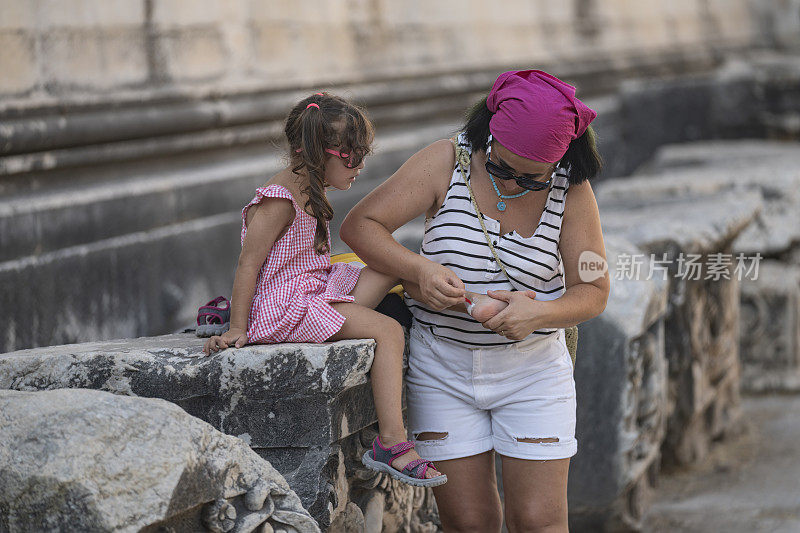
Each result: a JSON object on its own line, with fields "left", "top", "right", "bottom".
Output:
{"left": 348, "top": 267, "right": 401, "bottom": 309}
{"left": 327, "top": 302, "right": 443, "bottom": 479}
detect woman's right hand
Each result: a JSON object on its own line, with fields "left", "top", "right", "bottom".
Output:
{"left": 203, "top": 328, "right": 248, "bottom": 355}
{"left": 415, "top": 259, "right": 466, "bottom": 311}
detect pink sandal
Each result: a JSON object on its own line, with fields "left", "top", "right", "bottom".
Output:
{"left": 195, "top": 296, "right": 231, "bottom": 337}
{"left": 361, "top": 436, "right": 447, "bottom": 487}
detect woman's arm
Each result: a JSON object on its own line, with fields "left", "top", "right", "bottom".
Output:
{"left": 204, "top": 198, "right": 294, "bottom": 354}
{"left": 341, "top": 139, "right": 466, "bottom": 310}
{"left": 548, "top": 179, "right": 610, "bottom": 325}
{"left": 482, "top": 180, "right": 610, "bottom": 339}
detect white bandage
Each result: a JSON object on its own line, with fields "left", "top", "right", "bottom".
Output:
{"left": 465, "top": 299, "right": 476, "bottom": 317}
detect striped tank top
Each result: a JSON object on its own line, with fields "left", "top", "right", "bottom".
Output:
{"left": 405, "top": 131, "right": 570, "bottom": 348}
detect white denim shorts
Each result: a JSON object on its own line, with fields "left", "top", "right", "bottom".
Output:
{"left": 405, "top": 324, "right": 578, "bottom": 461}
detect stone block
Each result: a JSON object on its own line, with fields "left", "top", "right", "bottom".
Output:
{"left": 0, "top": 3, "right": 36, "bottom": 30}
{"left": 151, "top": 0, "right": 225, "bottom": 27}
{"left": 0, "top": 30, "right": 37, "bottom": 95}
{"left": 602, "top": 142, "right": 800, "bottom": 258}
{"left": 0, "top": 335, "right": 377, "bottom": 448}
{"left": 616, "top": 77, "right": 719, "bottom": 175}
{"left": 565, "top": 235, "right": 670, "bottom": 531}
{"left": 35, "top": 0, "right": 144, "bottom": 28}
{"left": 739, "top": 260, "right": 800, "bottom": 393}
{"left": 40, "top": 28, "right": 148, "bottom": 90}
{"left": 603, "top": 139, "right": 800, "bottom": 399}
{"left": 636, "top": 139, "right": 800, "bottom": 174}
{"left": 0, "top": 211, "right": 243, "bottom": 353}
{"left": 0, "top": 333, "right": 438, "bottom": 530}
{"left": 0, "top": 388, "right": 319, "bottom": 532}
{"left": 598, "top": 184, "right": 760, "bottom": 468}
{"left": 156, "top": 26, "right": 228, "bottom": 82}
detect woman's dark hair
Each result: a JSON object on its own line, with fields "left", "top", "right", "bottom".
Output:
{"left": 285, "top": 93, "right": 374, "bottom": 254}
{"left": 462, "top": 96, "right": 602, "bottom": 184}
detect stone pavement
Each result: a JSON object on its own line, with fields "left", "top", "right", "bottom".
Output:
{"left": 642, "top": 393, "right": 800, "bottom": 532}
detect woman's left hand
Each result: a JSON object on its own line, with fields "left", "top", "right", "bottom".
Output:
{"left": 482, "top": 290, "right": 549, "bottom": 340}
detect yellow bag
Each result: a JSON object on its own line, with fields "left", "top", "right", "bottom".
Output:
{"left": 330, "top": 253, "right": 404, "bottom": 296}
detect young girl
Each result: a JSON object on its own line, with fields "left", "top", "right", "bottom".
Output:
{"left": 202, "top": 93, "right": 446, "bottom": 487}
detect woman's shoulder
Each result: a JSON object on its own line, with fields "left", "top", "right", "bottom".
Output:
{"left": 562, "top": 178, "right": 598, "bottom": 218}
{"left": 411, "top": 139, "right": 459, "bottom": 217}
{"left": 391, "top": 138, "right": 457, "bottom": 188}
{"left": 409, "top": 138, "right": 457, "bottom": 170}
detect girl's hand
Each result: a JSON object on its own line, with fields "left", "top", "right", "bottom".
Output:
{"left": 482, "top": 290, "right": 547, "bottom": 340}
{"left": 203, "top": 328, "right": 248, "bottom": 355}
{"left": 415, "top": 259, "right": 466, "bottom": 311}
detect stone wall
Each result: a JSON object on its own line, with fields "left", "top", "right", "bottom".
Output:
{"left": 0, "top": 0, "right": 785, "bottom": 102}
{"left": 1, "top": 53, "right": 798, "bottom": 354}
{"left": 2, "top": 1, "right": 800, "bottom": 353}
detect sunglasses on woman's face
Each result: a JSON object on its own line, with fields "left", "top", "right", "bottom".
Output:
{"left": 485, "top": 155, "right": 553, "bottom": 191}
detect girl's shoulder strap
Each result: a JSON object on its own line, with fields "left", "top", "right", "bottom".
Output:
{"left": 241, "top": 184, "right": 300, "bottom": 244}
{"left": 253, "top": 184, "right": 297, "bottom": 205}
{"left": 248, "top": 184, "right": 304, "bottom": 216}
{"left": 242, "top": 184, "right": 300, "bottom": 225}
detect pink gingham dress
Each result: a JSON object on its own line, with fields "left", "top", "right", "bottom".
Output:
{"left": 241, "top": 184, "right": 361, "bottom": 343}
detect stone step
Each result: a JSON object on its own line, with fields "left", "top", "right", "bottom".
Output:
{"left": 0, "top": 120, "right": 457, "bottom": 263}
{"left": 635, "top": 139, "right": 800, "bottom": 175}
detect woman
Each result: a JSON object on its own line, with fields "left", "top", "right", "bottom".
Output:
{"left": 341, "top": 69, "right": 609, "bottom": 532}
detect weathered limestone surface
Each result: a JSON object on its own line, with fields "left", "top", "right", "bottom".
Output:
{"left": 601, "top": 52, "right": 800, "bottom": 177}
{"left": 0, "top": 334, "right": 440, "bottom": 531}
{"left": 630, "top": 140, "right": 800, "bottom": 257}
{"left": 631, "top": 140, "right": 800, "bottom": 394}
{"left": 0, "top": 0, "right": 774, "bottom": 100}
{"left": 596, "top": 184, "right": 761, "bottom": 468}
{"left": 566, "top": 235, "right": 669, "bottom": 532}
{"left": 0, "top": 388, "right": 319, "bottom": 533}
{"left": 739, "top": 260, "right": 800, "bottom": 393}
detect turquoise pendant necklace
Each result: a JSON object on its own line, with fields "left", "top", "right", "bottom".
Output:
{"left": 489, "top": 173, "right": 529, "bottom": 211}
{"left": 486, "top": 135, "right": 530, "bottom": 211}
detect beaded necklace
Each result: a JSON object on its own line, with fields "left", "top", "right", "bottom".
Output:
{"left": 485, "top": 135, "right": 530, "bottom": 211}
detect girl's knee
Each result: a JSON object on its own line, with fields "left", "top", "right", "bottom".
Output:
{"left": 374, "top": 314, "right": 404, "bottom": 343}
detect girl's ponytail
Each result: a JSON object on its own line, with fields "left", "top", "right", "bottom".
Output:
{"left": 297, "top": 102, "right": 334, "bottom": 254}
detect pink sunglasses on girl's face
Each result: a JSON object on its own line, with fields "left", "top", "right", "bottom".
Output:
{"left": 295, "top": 148, "right": 362, "bottom": 168}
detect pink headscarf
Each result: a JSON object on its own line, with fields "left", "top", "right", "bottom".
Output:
{"left": 486, "top": 69, "right": 597, "bottom": 163}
